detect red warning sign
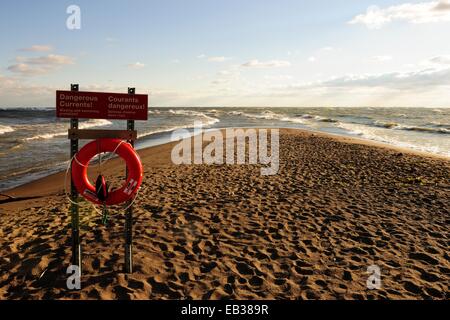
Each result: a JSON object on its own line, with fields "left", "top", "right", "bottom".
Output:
{"left": 56, "top": 90, "right": 148, "bottom": 120}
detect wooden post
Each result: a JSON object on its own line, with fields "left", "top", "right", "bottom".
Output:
{"left": 70, "top": 84, "right": 81, "bottom": 273}
{"left": 125, "top": 87, "right": 135, "bottom": 273}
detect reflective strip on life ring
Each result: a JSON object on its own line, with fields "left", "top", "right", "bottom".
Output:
{"left": 71, "top": 138, "right": 143, "bottom": 206}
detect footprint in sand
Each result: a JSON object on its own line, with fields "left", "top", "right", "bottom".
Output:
{"left": 177, "top": 271, "right": 194, "bottom": 283}
{"left": 87, "top": 288, "right": 101, "bottom": 299}
{"left": 200, "top": 261, "right": 217, "bottom": 273}
{"left": 113, "top": 285, "right": 134, "bottom": 300}
{"left": 235, "top": 262, "right": 255, "bottom": 276}
{"left": 248, "top": 276, "right": 264, "bottom": 287}
{"left": 403, "top": 280, "right": 422, "bottom": 295}
{"left": 408, "top": 252, "right": 439, "bottom": 266}
{"left": 147, "top": 277, "right": 181, "bottom": 299}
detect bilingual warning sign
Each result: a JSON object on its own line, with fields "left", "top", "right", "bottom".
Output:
{"left": 56, "top": 90, "right": 148, "bottom": 120}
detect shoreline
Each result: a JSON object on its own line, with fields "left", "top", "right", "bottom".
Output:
{"left": 281, "top": 127, "right": 450, "bottom": 161}
{"left": 1, "top": 127, "right": 449, "bottom": 202}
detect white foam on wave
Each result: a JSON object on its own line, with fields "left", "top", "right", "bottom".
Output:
{"left": 235, "top": 110, "right": 344, "bottom": 125}
{"left": 336, "top": 122, "right": 366, "bottom": 136}
{"left": 266, "top": 112, "right": 307, "bottom": 124}
{"left": 24, "top": 119, "right": 112, "bottom": 141}
{"left": 138, "top": 115, "right": 220, "bottom": 139}
{"left": 138, "top": 125, "right": 192, "bottom": 139}
{"left": 234, "top": 110, "right": 308, "bottom": 124}
{"left": 280, "top": 116, "right": 306, "bottom": 124}
{"left": 0, "top": 107, "right": 54, "bottom": 111}
{"left": 337, "top": 122, "right": 450, "bottom": 157}
{"left": 167, "top": 109, "right": 220, "bottom": 126}
{"left": 372, "top": 120, "right": 450, "bottom": 134}
{"left": 250, "top": 110, "right": 280, "bottom": 120}
{"left": 0, "top": 125, "right": 14, "bottom": 135}
{"left": 297, "top": 114, "right": 338, "bottom": 123}
{"left": 400, "top": 125, "right": 450, "bottom": 134}
{"left": 167, "top": 109, "right": 207, "bottom": 117}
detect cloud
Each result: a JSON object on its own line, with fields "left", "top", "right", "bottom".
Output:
{"left": 127, "top": 62, "right": 146, "bottom": 69}
{"left": 0, "top": 75, "right": 59, "bottom": 106}
{"left": 7, "top": 54, "right": 74, "bottom": 75}
{"left": 319, "top": 46, "right": 335, "bottom": 52}
{"left": 349, "top": 1, "right": 450, "bottom": 29}
{"left": 19, "top": 45, "right": 53, "bottom": 52}
{"left": 211, "top": 68, "right": 241, "bottom": 86}
{"left": 435, "top": 0, "right": 450, "bottom": 10}
{"left": 241, "top": 59, "right": 291, "bottom": 68}
{"left": 254, "top": 62, "right": 450, "bottom": 107}
{"left": 7, "top": 63, "right": 44, "bottom": 75}
{"left": 264, "top": 75, "right": 293, "bottom": 81}
{"left": 211, "top": 78, "right": 230, "bottom": 85}
{"left": 428, "top": 55, "right": 450, "bottom": 64}
{"left": 22, "top": 54, "right": 74, "bottom": 65}
{"left": 308, "top": 56, "right": 317, "bottom": 63}
{"left": 288, "top": 67, "right": 450, "bottom": 91}
{"left": 208, "top": 56, "right": 231, "bottom": 62}
{"left": 0, "top": 74, "right": 19, "bottom": 87}
{"left": 197, "top": 54, "right": 232, "bottom": 62}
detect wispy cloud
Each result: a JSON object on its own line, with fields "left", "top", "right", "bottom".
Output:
{"left": 0, "top": 74, "right": 19, "bottom": 88}
{"left": 349, "top": 1, "right": 450, "bottom": 29}
{"left": 18, "top": 54, "right": 74, "bottom": 65}
{"left": 284, "top": 67, "right": 450, "bottom": 91}
{"left": 197, "top": 54, "right": 232, "bottom": 62}
{"left": 127, "top": 62, "right": 146, "bottom": 69}
{"left": 211, "top": 68, "right": 241, "bottom": 86}
{"left": 7, "top": 64, "right": 43, "bottom": 75}
{"left": 19, "top": 44, "right": 53, "bottom": 52}
{"left": 319, "top": 46, "right": 335, "bottom": 52}
{"left": 428, "top": 55, "right": 450, "bottom": 64}
{"left": 7, "top": 54, "right": 74, "bottom": 75}
{"left": 19, "top": 45, "right": 53, "bottom": 52}
{"left": 264, "top": 75, "right": 293, "bottom": 81}
{"left": 218, "top": 70, "right": 232, "bottom": 76}
{"left": 241, "top": 59, "right": 291, "bottom": 68}
{"left": 208, "top": 56, "right": 231, "bottom": 62}
{"left": 211, "top": 78, "right": 230, "bottom": 85}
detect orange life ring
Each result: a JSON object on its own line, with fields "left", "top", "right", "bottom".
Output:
{"left": 71, "top": 138, "right": 143, "bottom": 206}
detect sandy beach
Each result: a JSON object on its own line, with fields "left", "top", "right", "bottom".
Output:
{"left": 0, "top": 128, "right": 448, "bottom": 300}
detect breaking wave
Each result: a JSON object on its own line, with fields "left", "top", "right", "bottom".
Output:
{"left": 0, "top": 125, "right": 14, "bottom": 135}
{"left": 24, "top": 119, "right": 112, "bottom": 141}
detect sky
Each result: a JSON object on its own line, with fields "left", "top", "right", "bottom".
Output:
{"left": 1, "top": 0, "right": 450, "bottom": 107}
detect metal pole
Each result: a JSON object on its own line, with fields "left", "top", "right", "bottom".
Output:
{"left": 70, "top": 84, "right": 81, "bottom": 273}
{"left": 125, "top": 87, "right": 135, "bottom": 273}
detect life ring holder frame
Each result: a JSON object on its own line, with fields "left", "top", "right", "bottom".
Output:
{"left": 63, "top": 85, "right": 141, "bottom": 276}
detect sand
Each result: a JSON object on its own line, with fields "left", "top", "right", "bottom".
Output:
{"left": 0, "top": 128, "right": 449, "bottom": 300}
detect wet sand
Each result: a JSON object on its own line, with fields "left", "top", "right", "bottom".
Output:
{"left": 0, "top": 128, "right": 449, "bottom": 300}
